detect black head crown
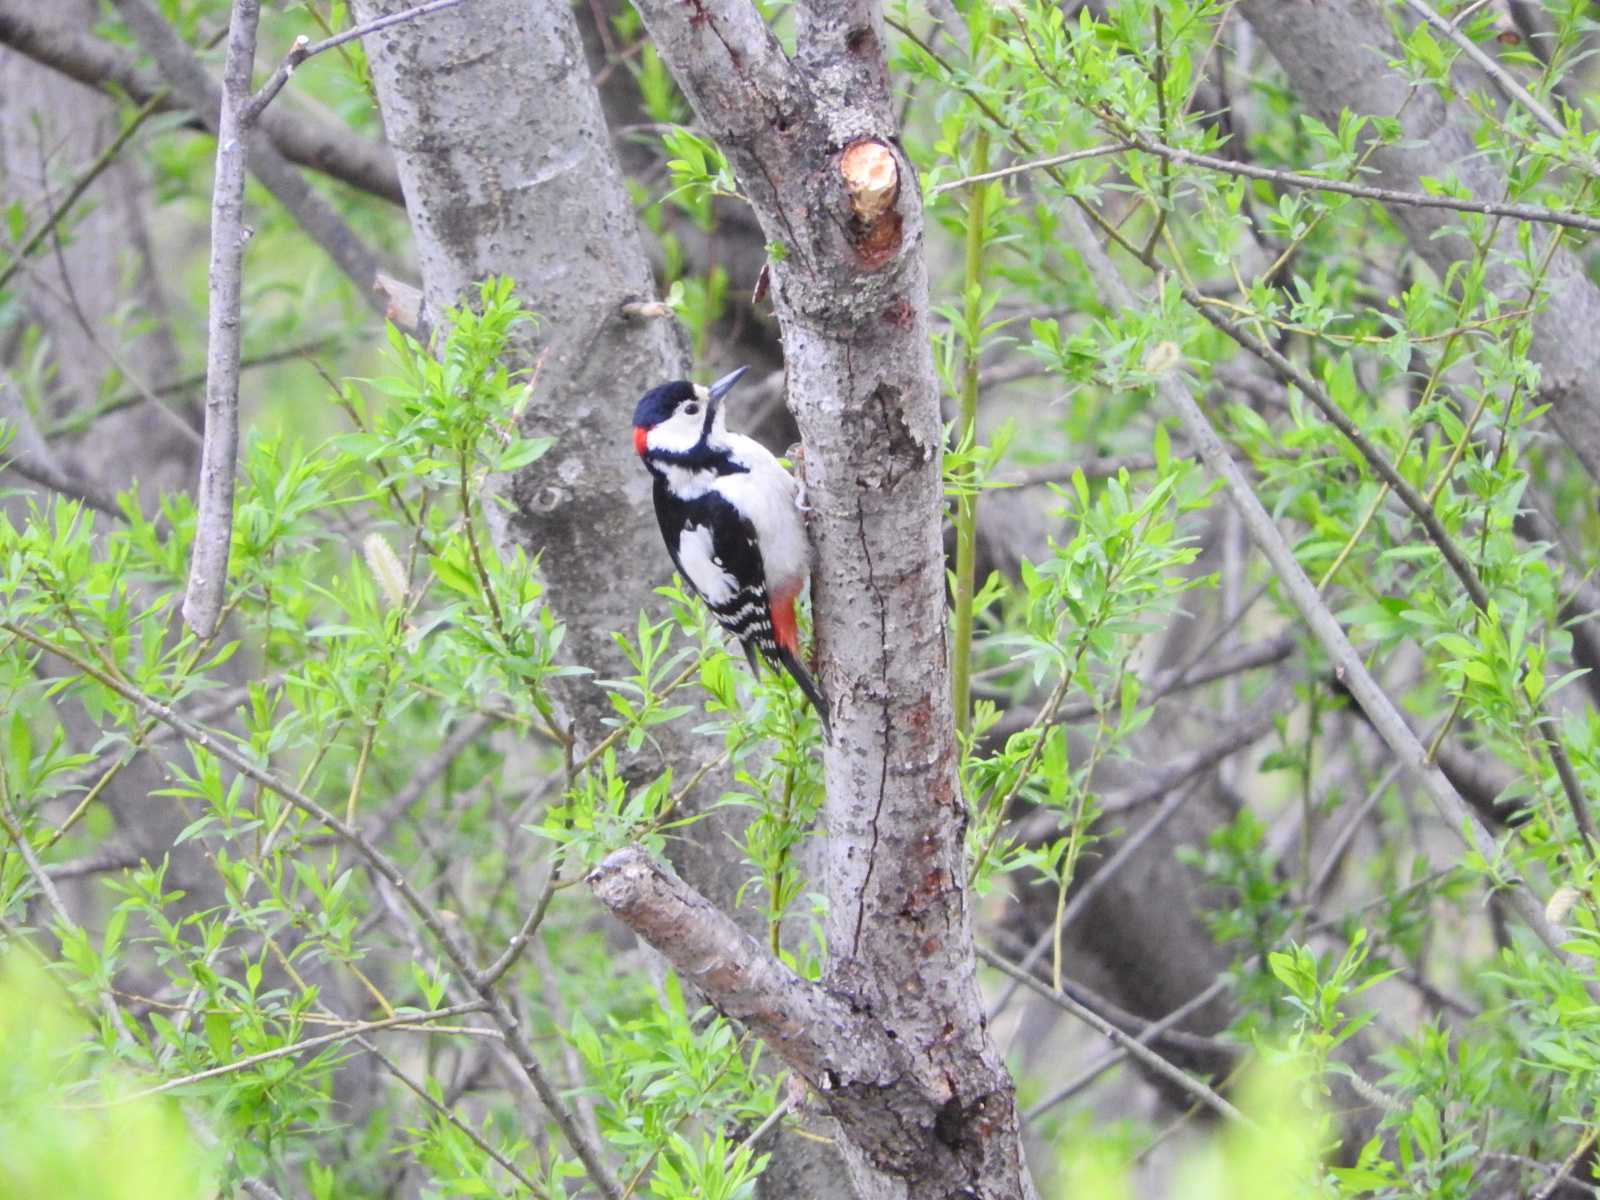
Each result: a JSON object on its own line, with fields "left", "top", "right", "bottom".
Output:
{"left": 632, "top": 380, "right": 697, "bottom": 430}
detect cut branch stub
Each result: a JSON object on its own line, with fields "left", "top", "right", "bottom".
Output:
{"left": 839, "top": 137, "right": 902, "bottom": 269}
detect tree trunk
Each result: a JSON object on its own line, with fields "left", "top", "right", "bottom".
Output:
{"left": 597, "top": 2, "right": 1035, "bottom": 1194}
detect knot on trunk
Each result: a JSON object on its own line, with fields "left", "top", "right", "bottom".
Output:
{"left": 840, "top": 138, "right": 903, "bottom": 269}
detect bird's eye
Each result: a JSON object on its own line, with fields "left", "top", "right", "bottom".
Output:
{"left": 683, "top": 403, "right": 701, "bottom": 416}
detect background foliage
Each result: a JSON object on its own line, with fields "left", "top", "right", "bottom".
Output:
{"left": 4, "top": 0, "right": 1600, "bottom": 1196}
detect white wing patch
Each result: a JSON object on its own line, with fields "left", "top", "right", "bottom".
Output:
{"left": 717, "top": 434, "right": 808, "bottom": 593}
{"left": 676, "top": 523, "right": 738, "bottom": 605}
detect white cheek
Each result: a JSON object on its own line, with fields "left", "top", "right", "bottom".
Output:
{"left": 648, "top": 410, "right": 705, "bottom": 454}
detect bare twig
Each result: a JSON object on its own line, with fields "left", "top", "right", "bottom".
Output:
{"left": 0, "top": 789, "right": 137, "bottom": 1043}
{"left": 178, "top": 0, "right": 259, "bottom": 639}
{"left": 0, "top": 444, "right": 126, "bottom": 520}
{"left": 975, "top": 946, "right": 1251, "bottom": 1127}
{"left": 473, "top": 860, "right": 561, "bottom": 990}
{"left": 243, "top": 0, "right": 471, "bottom": 124}
{"left": 1530, "top": 1125, "right": 1600, "bottom": 1200}
{"left": 41, "top": 338, "right": 340, "bottom": 440}
{"left": 364, "top": 713, "right": 494, "bottom": 845}
{"left": 1021, "top": 976, "right": 1232, "bottom": 1123}
{"left": 44, "top": 847, "right": 143, "bottom": 880}
{"left": 357, "top": 1036, "right": 547, "bottom": 1197}
{"left": 0, "top": 253, "right": 203, "bottom": 449}
{"left": 0, "top": 90, "right": 168, "bottom": 293}
{"left": 1120, "top": 131, "right": 1600, "bottom": 234}
{"left": 929, "top": 142, "right": 1129, "bottom": 195}
{"left": 112, "top": 0, "right": 385, "bottom": 302}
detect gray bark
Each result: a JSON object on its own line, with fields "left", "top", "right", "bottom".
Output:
{"left": 616, "top": 2, "right": 1032, "bottom": 1195}
{"left": 1239, "top": 0, "right": 1600, "bottom": 482}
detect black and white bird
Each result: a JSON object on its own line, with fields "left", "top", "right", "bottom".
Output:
{"left": 632, "top": 367, "right": 830, "bottom": 739}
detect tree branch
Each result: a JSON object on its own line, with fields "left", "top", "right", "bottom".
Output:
{"left": 178, "top": 0, "right": 258, "bottom": 638}
{"left": 589, "top": 848, "right": 894, "bottom": 1085}
{"left": 89, "top": 1001, "right": 487, "bottom": 1105}
{"left": 243, "top": 0, "right": 470, "bottom": 124}
{"left": 0, "top": 90, "right": 168, "bottom": 294}
{"left": 975, "top": 947, "right": 1250, "bottom": 1127}
{"left": 1125, "top": 130, "right": 1600, "bottom": 234}
{"left": 0, "top": 376, "right": 127, "bottom": 519}
{"left": 619, "top": 1, "right": 1034, "bottom": 1192}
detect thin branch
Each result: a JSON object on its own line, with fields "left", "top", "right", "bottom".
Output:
{"left": 0, "top": 445, "right": 127, "bottom": 520}
{"left": 0, "top": 788, "right": 137, "bottom": 1044}
{"left": 975, "top": 946, "right": 1251, "bottom": 1127}
{"left": 44, "top": 847, "right": 143, "bottom": 880}
{"left": 357, "top": 1035, "right": 548, "bottom": 1198}
{"left": 112, "top": 0, "right": 386, "bottom": 303}
{"left": 928, "top": 142, "right": 1128, "bottom": 195}
{"left": 473, "top": 859, "right": 561, "bottom": 990}
{"left": 83, "top": 1002, "right": 486, "bottom": 1105}
{"left": 1021, "top": 976, "right": 1231, "bottom": 1124}
{"left": 179, "top": 0, "right": 259, "bottom": 639}
{"left": 1119, "top": 131, "right": 1600, "bottom": 234}
{"left": 0, "top": 252, "right": 203, "bottom": 449}
{"left": 41, "top": 338, "right": 341, "bottom": 441}
{"left": 364, "top": 712, "right": 495, "bottom": 845}
{"left": 1006, "top": 451, "right": 1158, "bottom": 487}
{"left": 989, "top": 633, "right": 1293, "bottom": 741}
{"left": 244, "top": 0, "right": 472, "bottom": 124}
{"left": 1530, "top": 1125, "right": 1600, "bottom": 1200}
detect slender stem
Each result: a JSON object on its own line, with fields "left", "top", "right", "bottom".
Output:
{"left": 951, "top": 127, "right": 989, "bottom": 740}
{"left": 180, "top": 0, "right": 259, "bottom": 639}
{"left": 80, "top": 1002, "right": 486, "bottom": 1105}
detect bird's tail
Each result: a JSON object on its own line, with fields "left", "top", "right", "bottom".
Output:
{"left": 776, "top": 645, "right": 833, "bottom": 742}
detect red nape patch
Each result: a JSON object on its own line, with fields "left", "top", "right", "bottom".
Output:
{"left": 771, "top": 594, "right": 800, "bottom": 655}
{"left": 633, "top": 426, "right": 649, "bottom": 456}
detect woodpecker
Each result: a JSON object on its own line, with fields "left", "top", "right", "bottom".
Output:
{"left": 632, "top": 366, "right": 831, "bottom": 739}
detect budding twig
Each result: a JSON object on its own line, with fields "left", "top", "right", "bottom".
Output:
{"left": 244, "top": 0, "right": 472, "bottom": 124}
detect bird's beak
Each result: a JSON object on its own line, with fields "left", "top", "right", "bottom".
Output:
{"left": 705, "top": 366, "right": 749, "bottom": 425}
